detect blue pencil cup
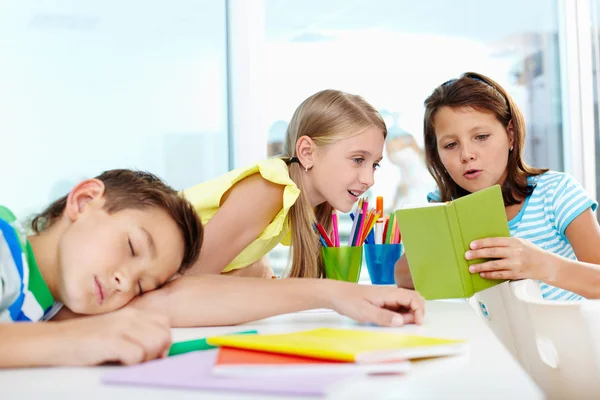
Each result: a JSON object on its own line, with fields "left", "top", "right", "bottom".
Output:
{"left": 364, "top": 243, "right": 403, "bottom": 285}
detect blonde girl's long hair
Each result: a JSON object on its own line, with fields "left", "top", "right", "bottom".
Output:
{"left": 281, "top": 89, "right": 387, "bottom": 278}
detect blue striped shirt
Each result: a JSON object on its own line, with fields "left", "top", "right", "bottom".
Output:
{"left": 427, "top": 171, "right": 598, "bottom": 301}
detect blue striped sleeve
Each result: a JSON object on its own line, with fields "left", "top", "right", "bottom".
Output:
{"left": 427, "top": 188, "right": 442, "bottom": 203}
{"left": 552, "top": 173, "right": 598, "bottom": 236}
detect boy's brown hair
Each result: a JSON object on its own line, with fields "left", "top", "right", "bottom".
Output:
{"left": 31, "top": 169, "right": 203, "bottom": 273}
{"left": 423, "top": 71, "right": 547, "bottom": 206}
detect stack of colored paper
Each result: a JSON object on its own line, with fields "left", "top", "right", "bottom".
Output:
{"left": 103, "top": 328, "right": 467, "bottom": 396}
{"left": 208, "top": 327, "right": 467, "bottom": 365}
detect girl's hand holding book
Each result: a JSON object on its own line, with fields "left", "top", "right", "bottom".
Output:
{"left": 465, "top": 236, "right": 554, "bottom": 281}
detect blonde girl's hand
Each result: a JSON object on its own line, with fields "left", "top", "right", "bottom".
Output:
{"left": 328, "top": 282, "right": 425, "bottom": 327}
{"left": 465, "top": 237, "right": 555, "bottom": 281}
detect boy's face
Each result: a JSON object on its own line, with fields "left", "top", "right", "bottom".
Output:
{"left": 57, "top": 198, "right": 184, "bottom": 315}
{"left": 310, "top": 126, "right": 384, "bottom": 213}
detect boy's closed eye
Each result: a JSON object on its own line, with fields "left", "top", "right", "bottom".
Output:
{"left": 128, "top": 238, "right": 136, "bottom": 256}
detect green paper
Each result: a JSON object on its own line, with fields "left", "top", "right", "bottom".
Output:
{"left": 395, "top": 185, "right": 510, "bottom": 300}
{"left": 322, "top": 246, "right": 363, "bottom": 282}
{"left": 168, "top": 330, "right": 257, "bottom": 356}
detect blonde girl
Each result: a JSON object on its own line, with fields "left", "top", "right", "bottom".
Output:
{"left": 184, "top": 89, "right": 387, "bottom": 278}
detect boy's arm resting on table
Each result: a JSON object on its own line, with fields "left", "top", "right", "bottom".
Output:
{"left": 127, "top": 274, "right": 425, "bottom": 328}
{"left": 394, "top": 253, "right": 414, "bottom": 289}
{"left": 545, "top": 208, "right": 600, "bottom": 298}
{"left": 2, "top": 308, "right": 171, "bottom": 368}
{"left": 188, "top": 174, "right": 284, "bottom": 275}
{"left": 0, "top": 322, "right": 70, "bottom": 368}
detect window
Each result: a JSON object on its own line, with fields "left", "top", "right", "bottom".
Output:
{"left": 0, "top": 1, "right": 228, "bottom": 218}
{"left": 263, "top": 0, "right": 564, "bottom": 277}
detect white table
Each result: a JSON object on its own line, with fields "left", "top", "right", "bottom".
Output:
{"left": 1, "top": 301, "right": 544, "bottom": 400}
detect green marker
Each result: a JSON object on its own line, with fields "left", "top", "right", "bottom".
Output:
{"left": 168, "top": 330, "right": 257, "bottom": 356}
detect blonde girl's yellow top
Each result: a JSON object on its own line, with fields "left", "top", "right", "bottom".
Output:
{"left": 182, "top": 158, "right": 300, "bottom": 273}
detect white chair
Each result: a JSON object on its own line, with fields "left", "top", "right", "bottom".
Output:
{"left": 580, "top": 300, "right": 600, "bottom": 373}
{"left": 472, "top": 280, "right": 600, "bottom": 400}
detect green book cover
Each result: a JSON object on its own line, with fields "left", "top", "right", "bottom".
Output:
{"left": 395, "top": 185, "right": 510, "bottom": 300}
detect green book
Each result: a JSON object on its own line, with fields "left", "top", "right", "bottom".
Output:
{"left": 395, "top": 185, "right": 510, "bottom": 300}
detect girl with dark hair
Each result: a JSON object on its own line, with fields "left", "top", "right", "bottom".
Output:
{"left": 395, "top": 72, "right": 600, "bottom": 300}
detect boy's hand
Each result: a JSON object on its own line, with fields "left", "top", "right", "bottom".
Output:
{"left": 57, "top": 308, "right": 171, "bottom": 366}
{"left": 465, "top": 237, "right": 553, "bottom": 281}
{"left": 328, "top": 282, "right": 425, "bottom": 327}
